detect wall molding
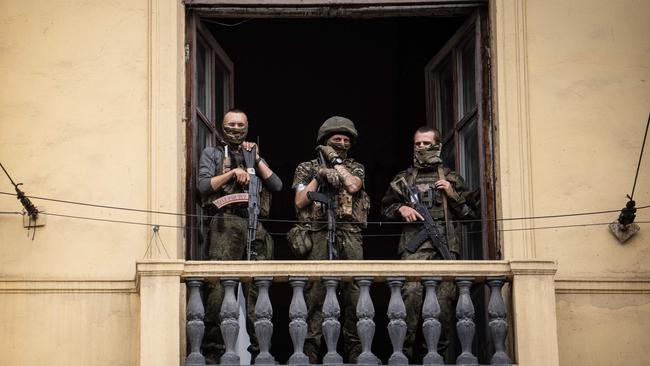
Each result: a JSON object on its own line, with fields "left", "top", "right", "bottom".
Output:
{"left": 0, "top": 280, "right": 137, "bottom": 294}
{"left": 555, "top": 276, "right": 650, "bottom": 294}
{"left": 146, "top": 0, "right": 186, "bottom": 259}
{"left": 491, "top": 0, "right": 536, "bottom": 259}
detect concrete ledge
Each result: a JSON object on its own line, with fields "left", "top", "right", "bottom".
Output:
{"left": 181, "top": 259, "right": 515, "bottom": 281}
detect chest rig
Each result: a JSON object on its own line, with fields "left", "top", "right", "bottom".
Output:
{"left": 221, "top": 147, "right": 245, "bottom": 195}
{"left": 410, "top": 169, "right": 442, "bottom": 209}
{"left": 217, "top": 146, "right": 272, "bottom": 217}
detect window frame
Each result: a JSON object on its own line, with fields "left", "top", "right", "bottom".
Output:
{"left": 425, "top": 9, "right": 497, "bottom": 259}
{"left": 185, "top": 12, "right": 235, "bottom": 260}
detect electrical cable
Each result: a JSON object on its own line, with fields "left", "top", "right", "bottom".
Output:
{"left": 2, "top": 191, "right": 648, "bottom": 226}
{"left": 33, "top": 211, "right": 650, "bottom": 236}
{"left": 630, "top": 113, "right": 650, "bottom": 200}
{"left": 202, "top": 18, "right": 252, "bottom": 27}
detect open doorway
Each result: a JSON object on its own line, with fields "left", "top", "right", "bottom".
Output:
{"left": 185, "top": 6, "right": 495, "bottom": 363}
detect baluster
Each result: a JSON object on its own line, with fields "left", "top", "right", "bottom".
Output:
{"left": 355, "top": 277, "right": 380, "bottom": 365}
{"left": 386, "top": 277, "right": 408, "bottom": 365}
{"left": 185, "top": 278, "right": 206, "bottom": 366}
{"left": 219, "top": 278, "right": 240, "bottom": 365}
{"left": 288, "top": 277, "right": 310, "bottom": 365}
{"left": 421, "top": 277, "right": 443, "bottom": 366}
{"left": 322, "top": 277, "right": 343, "bottom": 365}
{"left": 254, "top": 277, "right": 276, "bottom": 365}
{"left": 487, "top": 277, "right": 512, "bottom": 365}
{"left": 455, "top": 277, "right": 478, "bottom": 365}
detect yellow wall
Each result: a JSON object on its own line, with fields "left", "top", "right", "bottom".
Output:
{"left": 0, "top": 0, "right": 184, "bottom": 365}
{"left": 495, "top": 0, "right": 650, "bottom": 364}
{"left": 0, "top": 0, "right": 151, "bottom": 279}
{"left": 0, "top": 287, "right": 139, "bottom": 366}
{"left": 1, "top": 0, "right": 649, "bottom": 365}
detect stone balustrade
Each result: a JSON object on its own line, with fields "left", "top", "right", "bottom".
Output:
{"left": 136, "top": 260, "right": 559, "bottom": 366}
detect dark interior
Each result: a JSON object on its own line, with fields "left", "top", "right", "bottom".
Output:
{"left": 205, "top": 16, "right": 472, "bottom": 363}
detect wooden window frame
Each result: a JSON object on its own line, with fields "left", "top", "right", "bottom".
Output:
{"left": 183, "top": 2, "right": 495, "bottom": 260}
{"left": 425, "top": 9, "right": 497, "bottom": 259}
{"left": 185, "top": 12, "right": 235, "bottom": 260}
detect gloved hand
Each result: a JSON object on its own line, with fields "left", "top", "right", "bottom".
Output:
{"left": 318, "top": 167, "right": 341, "bottom": 188}
{"left": 316, "top": 145, "right": 342, "bottom": 165}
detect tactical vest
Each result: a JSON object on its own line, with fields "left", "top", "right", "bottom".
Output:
{"left": 300, "top": 159, "right": 370, "bottom": 225}
{"left": 208, "top": 146, "right": 272, "bottom": 217}
{"left": 405, "top": 166, "right": 460, "bottom": 254}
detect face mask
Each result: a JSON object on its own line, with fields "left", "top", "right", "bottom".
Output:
{"left": 327, "top": 140, "right": 351, "bottom": 159}
{"left": 414, "top": 143, "right": 443, "bottom": 168}
{"left": 223, "top": 125, "right": 248, "bottom": 146}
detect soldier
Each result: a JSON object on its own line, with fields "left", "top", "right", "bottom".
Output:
{"left": 197, "top": 108, "right": 282, "bottom": 363}
{"left": 289, "top": 116, "right": 370, "bottom": 363}
{"left": 381, "top": 126, "right": 474, "bottom": 361}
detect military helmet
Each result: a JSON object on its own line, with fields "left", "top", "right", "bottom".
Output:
{"left": 316, "top": 116, "right": 358, "bottom": 144}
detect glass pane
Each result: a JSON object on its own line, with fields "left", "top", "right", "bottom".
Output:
{"left": 441, "top": 139, "right": 456, "bottom": 171}
{"left": 194, "top": 121, "right": 213, "bottom": 260}
{"left": 196, "top": 39, "right": 211, "bottom": 117}
{"left": 459, "top": 118, "right": 479, "bottom": 191}
{"left": 436, "top": 59, "right": 455, "bottom": 139}
{"left": 460, "top": 37, "right": 477, "bottom": 116}
{"left": 215, "top": 61, "right": 226, "bottom": 121}
{"left": 459, "top": 118, "right": 482, "bottom": 259}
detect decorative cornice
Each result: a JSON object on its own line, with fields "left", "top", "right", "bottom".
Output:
{"left": 509, "top": 259, "right": 557, "bottom": 276}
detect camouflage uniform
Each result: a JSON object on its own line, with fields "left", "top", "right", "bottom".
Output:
{"left": 381, "top": 165, "right": 473, "bottom": 361}
{"left": 197, "top": 146, "right": 275, "bottom": 363}
{"left": 292, "top": 158, "right": 369, "bottom": 364}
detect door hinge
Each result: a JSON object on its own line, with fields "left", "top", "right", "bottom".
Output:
{"left": 184, "top": 43, "right": 190, "bottom": 62}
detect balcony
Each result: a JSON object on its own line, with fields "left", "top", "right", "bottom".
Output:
{"left": 136, "top": 260, "right": 559, "bottom": 366}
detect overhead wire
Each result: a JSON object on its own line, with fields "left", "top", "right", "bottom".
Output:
{"left": 2, "top": 191, "right": 648, "bottom": 226}
{"left": 18, "top": 211, "right": 650, "bottom": 237}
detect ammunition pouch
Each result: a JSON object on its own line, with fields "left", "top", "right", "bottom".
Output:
{"left": 287, "top": 224, "right": 314, "bottom": 259}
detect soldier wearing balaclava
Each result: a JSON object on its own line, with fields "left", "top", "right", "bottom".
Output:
{"left": 289, "top": 116, "right": 371, "bottom": 364}
{"left": 381, "top": 126, "right": 475, "bottom": 362}
{"left": 197, "top": 108, "right": 282, "bottom": 363}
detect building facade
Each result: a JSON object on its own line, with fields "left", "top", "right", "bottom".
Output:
{"left": 1, "top": 1, "right": 648, "bottom": 365}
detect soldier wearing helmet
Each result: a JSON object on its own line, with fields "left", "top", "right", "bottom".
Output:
{"left": 289, "top": 116, "right": 370, "bottom": 364}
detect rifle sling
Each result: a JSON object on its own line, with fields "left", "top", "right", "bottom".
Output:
{"left": 437, "top": 165, "right": 454, "bottom": 252}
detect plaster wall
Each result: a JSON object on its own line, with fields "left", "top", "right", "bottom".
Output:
{"left": 498, "top": 0, "right": 650, "bottom": 364}
{"left": 0, "top": 289, "right": 139, "bottom": 366}
{"left": 0, "top": 0, "right": 153, "bottom": 279}
{"left": 0, "top": 0, "right": 184, "bottom": 365}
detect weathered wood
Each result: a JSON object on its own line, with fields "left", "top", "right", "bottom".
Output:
{"left": 191, "top": 3, "right": 481, "bottom": 19}
{"left": 488, "top": 277, "right": 512, "bottom": 365}
{"left": 355, "top": 277, "right": 380, "bottom": 365}
{"left": 455, "top": 277, "right": 478, "bottom": 365}
{"left": 254, "top": 277, "right": 276, "bottom": 365}
{"left": 288, "top": 277, "right": 310, "bottom": 365}
{"left": 184, "top": 278, "right": 206, "bottom": 366}
{"left": 421, "top": 277, "right": 443, "bottom": 365}
{"left": 386, "top": 277, "right": 408, "bottom": 365}
{"left": 322, "top": 277, "right": 343, "bottom": 365}
{"left": 219, "top": 278, "right": 240, "bottom": 365}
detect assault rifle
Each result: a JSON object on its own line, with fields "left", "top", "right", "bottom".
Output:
{"left": 242, "top": 146, "right": 261, "bottom": 261}
{"left": 398, "top": 178, "right": 452, "bottom": 260}
{"left": 307, "top": 150, "right": 338, "bottom": 260}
